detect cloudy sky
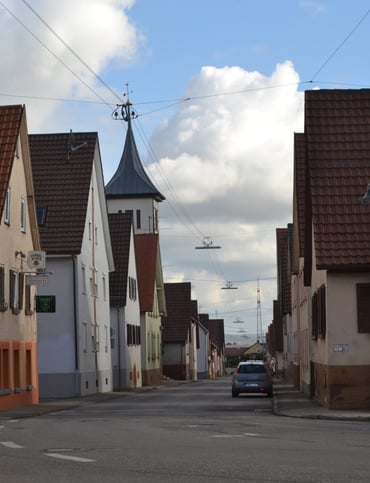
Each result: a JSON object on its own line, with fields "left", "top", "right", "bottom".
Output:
{"left": 1, "top": 0, "right": 370, "bottom": 340}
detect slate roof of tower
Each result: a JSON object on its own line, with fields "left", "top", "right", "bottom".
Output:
{"left": 105, "top": 118, "right": 165, "bottom": 201}
{"left": 29, "top": 132, "right": 98, "bottom": 254}
{"left": 0, "top": 105, "right": 23, "bottom": 217}
{"left": 304, "top": 89, "right": 370, "bottom": 271}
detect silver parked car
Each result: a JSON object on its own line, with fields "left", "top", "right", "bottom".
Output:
{"left": 231, "top": 360, "right": 273, "bottom": 398}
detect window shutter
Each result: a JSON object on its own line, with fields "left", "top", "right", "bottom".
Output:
{"left": 357, "top": 284, "right": 370, "bottom": 333}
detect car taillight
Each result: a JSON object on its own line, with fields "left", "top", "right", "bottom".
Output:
{"left": 236, "top": 366, "right": 240, "bottom": 373}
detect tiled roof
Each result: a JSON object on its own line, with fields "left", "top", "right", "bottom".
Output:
{"left": 276, "top": 227, "right": 291, "bottom": 315}
{"left": 162, "top": 282, "right": 192, "bottom": 343}
{"left": 200, "top": 314, "right": 225, "bottom": 351}
{"left": 293, "top": 132, "right": 306, "bottom": 258}
{"left": 29, "top": 132, "right": 98, "bottom": 254}
{"left": 0, "top": 105, "right": 23, "bottom": 217}
{"left": 105, "top": 119, "right": 165, "bottom": 201}
{"left": 304, "top": 89, "right": 370, "bottom": 270}
{"left": 135, "top": 233, "right": 158, "bottom": 312}
{"left": 108, "top": 212, "right": 132, "bottom": 306}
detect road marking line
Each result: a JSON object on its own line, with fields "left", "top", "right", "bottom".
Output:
{"left": 1, "top": 441, "right": 24, "bottom": 448}
{"left": 45, "top": 453, "right": 95, "bottom": 463}
{"left": 0, "top": 426, "right": 5, "bottom": 429}
{"left": 210, "top": 433, "right": 261, "bottom": 438}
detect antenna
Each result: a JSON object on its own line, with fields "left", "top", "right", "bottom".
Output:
{"left": 67, "top": 129, "right": 87, "bottom": 159}
{"left": 112, "top": 82, "right": 138, "bottom": 122}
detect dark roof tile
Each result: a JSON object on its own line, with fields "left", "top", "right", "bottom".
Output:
{"left": 304, "top": 89, "right": 370, "bottom": 270}
{"left": 29, "top": 132, "right": 98, "bottom": 254}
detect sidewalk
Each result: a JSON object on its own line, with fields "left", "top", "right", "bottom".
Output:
{"left": 272, "top": 378, "right": 370, "bottom": 421}
{"left": 1, "top": 378, "right": 370, "bottom": 421}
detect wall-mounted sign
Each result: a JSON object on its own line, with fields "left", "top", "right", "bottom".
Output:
{"left": 333, "top": 344, "right": 349, "bottom": 352}
{"left": 36, "top": 295, "right": 55, "bottom": 313}
{"left": 27, "top": 251, "right": 46, "bottom": 270}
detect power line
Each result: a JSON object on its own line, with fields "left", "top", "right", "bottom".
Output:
{"left": 310, "top": 9, "right": 370, "bottom": 81}
{"left": 20, "top": 0, "right": 123, "bottom": 104}
{"left": 0, "top": 0, "right": 114, "bottom": 110}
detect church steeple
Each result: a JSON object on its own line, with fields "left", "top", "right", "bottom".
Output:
{"left": 105, "top": 93, "right": 165, "bottom": 202}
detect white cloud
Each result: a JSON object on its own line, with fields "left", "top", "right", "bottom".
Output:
{"left": 0, "top": 0, "right": 140, "bottom": 129}
{"left": 149, "top": 62, "right": 304, "bottom": 333}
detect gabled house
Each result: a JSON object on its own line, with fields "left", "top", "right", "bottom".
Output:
{"left": 29, "top": 131, "right": 114, "bottom": 398}
{"left": 191, "top": 300, "right": 209, "bottom": 380}
{"left": 135, "top": 233, "right": 166, "bottom": 385}
{"left": 273, "top": 226, "right": 291, "bottom": 380}
{"left": 109, "top": 212, "right": 142, "bottom": 389}
{"left": 0, "top": 105, "right": 40, "bottom": 410}
{"left": 293, "top": 88, "right": 370, "bottom": 409}
{"left": 199, "top": 314, "right": 225, "bottom": 378}
{"left": 291, "top": 132, "right": 311, "bottom": 395}
{"left": 162, "top": 282, "right": 197, "bottom": 380}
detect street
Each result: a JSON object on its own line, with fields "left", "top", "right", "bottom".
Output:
{"left": 1, "top": 377, "right": 370, "bottom": 482}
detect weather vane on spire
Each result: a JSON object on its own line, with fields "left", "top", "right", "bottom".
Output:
{"left": 112, "top": 82, "right": 138, "bottom": 122}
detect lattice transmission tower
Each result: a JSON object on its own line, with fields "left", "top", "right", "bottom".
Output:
{"left": 256, "top": 281, "right": 263, "bottom": 343}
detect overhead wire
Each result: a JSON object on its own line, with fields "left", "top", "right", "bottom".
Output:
{"left": 310, "top": 9, "right": 370, "bottom": 81}
{"left": 2, "top": 0, "right": 369, "bottom": 294}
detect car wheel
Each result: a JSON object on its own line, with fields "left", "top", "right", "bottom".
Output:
{"left": 232, "top": 391, "right": 239, "bottom": 398}
{"left": 267, "top": 392, "right": 273, "bottom": 398}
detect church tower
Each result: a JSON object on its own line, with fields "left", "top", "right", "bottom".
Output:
{"left": 105, "top": 98, "right": 165, "bottom": 233}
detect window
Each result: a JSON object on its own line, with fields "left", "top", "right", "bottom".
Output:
{"left": 357, "top": 283, "right": 370, "bottom": 333}
{"left": 129, "top": 276, "right": 137, "bottom": 301}
{"left": 36, "top": 206, "right": 47, "bottom": 226}
{"left": 0, "top": 265, "right": 6, "bottom": 312}
{"left": 102, "top": 275, "right": 107, "bottom": 301}
{"left": 136, "top": 210, "right": 141, "bottom": 230}
{"left": 20, "top": 196, "right": 26, "bottom": 232}
{"left": 81, "top": 265, "right": 86, "bottom": 294}
{"left": 127, "top": 324, "right": 141, "bottom": 346}
{"left": 25, "top": 284, "right": 33, "bottom": 315}
{"left": 9, "top": 270, "right": 23, "bottom": 314}
{"left": 312, "top": 284, "right": 326, "bottom": 339}
{"left": 4, "top": 187, "right": 10, "bottom": 224}
{"left": 0, "top": 348, "right": 10, "bottom": 390}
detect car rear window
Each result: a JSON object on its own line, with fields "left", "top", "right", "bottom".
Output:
{"left": 238, "top": 364, "right": 266, "bottom": 374}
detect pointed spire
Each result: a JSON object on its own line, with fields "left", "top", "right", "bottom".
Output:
{"left": 105, "top": 84, "right": 165, "bottom": 201}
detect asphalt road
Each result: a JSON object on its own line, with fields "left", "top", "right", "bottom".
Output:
{"left": 1, "top": 377, "right": 370, "bottom": 482}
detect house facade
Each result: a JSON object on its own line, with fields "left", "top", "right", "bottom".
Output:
{"left": 109, "top": 212, "right": 142, "bottom": 389}
{"left": 290, "top": 89, "right": 370, "bottom": 409}
{"left": 29, "top": 131, "right": 114, "bottom": 398}
{"left": 162, "top": 282, "right": 197, "bottom": 380}
{"left": 135, "top": 234, "right": 166, "bottom": 385}
{"left": 0, "top": 105, "right": 40, "bottom": 410}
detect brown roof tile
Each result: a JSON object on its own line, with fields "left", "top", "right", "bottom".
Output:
{"left": 29, "top": 132, "right": 98, "bottom": 254}
{"left": 276, "top": 228, "right": 291, "bottom": 315}
{"left": 108, "top": 212, "right": 132, "bottom": 306}
{"left": 304, "top": 89, "right": 370, "bottom": 270}
{"left": 0, "top": 105, "right": 23, "bottom": 217}
{"left": 162, "top": 282, "right": 192, "bottom": 343}
{"left": 134, "top": 233, "right": 158, "bottom": 312}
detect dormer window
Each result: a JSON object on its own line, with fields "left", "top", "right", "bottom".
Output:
{"left": 36, "top": 206, "right": 47, "bottom": 226}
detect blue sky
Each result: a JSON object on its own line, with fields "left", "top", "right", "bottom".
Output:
{"left": 1, "top": 0, "right": 369, "bottom": 340}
